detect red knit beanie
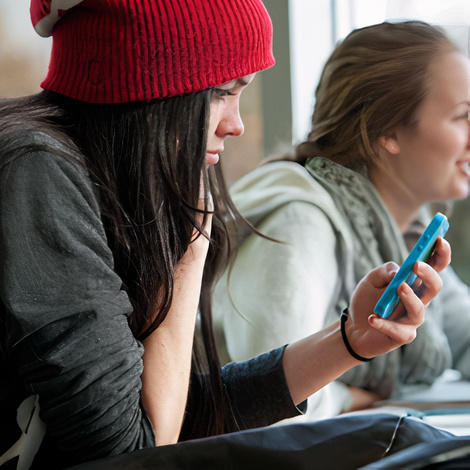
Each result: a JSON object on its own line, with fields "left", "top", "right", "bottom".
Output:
{"left": 30, "top": 0, "right": 275, "bottom": 104}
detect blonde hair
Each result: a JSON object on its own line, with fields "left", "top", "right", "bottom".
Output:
{"left": 295, "top": 21, "right": 458, "bottom": 170}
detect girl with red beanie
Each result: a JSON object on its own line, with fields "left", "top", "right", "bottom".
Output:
{"left": 0, "top": 1, "right": 454, "bottom": 469}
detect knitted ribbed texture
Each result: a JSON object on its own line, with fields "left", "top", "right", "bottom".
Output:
{"left": 30, "top": 0, "right": 275, "bottom": 103}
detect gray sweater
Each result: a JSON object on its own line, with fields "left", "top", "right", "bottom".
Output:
{"left": 0, "top": 135, "right": 303, "bottom": 469}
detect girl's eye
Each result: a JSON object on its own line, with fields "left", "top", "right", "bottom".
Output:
{"left": 455, "top": 110, "right": 469, "bottom": 121}
{"left": 212, "top": 88, "right": 235, "bottom": 100}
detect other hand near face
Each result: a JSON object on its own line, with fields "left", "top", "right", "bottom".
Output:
{"left": 178, "top": 174, "right": 214, "bottom": 267}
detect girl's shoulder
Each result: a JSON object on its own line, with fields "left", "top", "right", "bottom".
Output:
{"left": 0, "top": 129, "right": 86, "bottom": 184}
{"left": 230, "top": 159, "right": 339, "bottom": 220}
{"left": 0, "top": 129, "right": 102, "bottom": 229}
{"left": 0, "top": 94, "right": 84, "bottom": 177}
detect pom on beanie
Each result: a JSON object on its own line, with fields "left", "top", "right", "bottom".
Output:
{"left": 30, "top": 0, "right": 275, "bottom": 103}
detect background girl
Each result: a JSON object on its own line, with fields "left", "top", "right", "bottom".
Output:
{"left": 214, "top": 20, "right": 470, "bottom": 420}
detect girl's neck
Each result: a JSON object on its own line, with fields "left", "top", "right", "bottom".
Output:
{"left": 369, "top": 167, "right": 421, "bottom": 233}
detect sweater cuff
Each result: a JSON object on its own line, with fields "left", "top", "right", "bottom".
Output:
{"left": 222, "top": 345, "right": 305, "bottom": 429}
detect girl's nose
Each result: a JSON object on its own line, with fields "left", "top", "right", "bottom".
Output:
{"left": 217, "top": 107, "right": 244, "bottom": 138}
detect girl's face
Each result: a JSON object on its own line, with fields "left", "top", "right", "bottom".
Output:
{"left": 384, "top": 51, "right": 470, "bottom": 205}
{"left": 206, "top": 74, "right": 256, "bottom": 165}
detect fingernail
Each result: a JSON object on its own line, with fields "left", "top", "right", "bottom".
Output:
{"left": 399, "top": 282, "right": 410, "bottom": 295}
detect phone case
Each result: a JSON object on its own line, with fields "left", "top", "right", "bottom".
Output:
{"left": 373, "top": 212, "right": 449, "bottom": 319}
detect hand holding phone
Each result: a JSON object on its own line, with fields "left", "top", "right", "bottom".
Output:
{"left": 373, "top": 212, "right": 449, "bottom": 319}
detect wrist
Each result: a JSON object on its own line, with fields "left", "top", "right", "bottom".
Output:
{"left": 340, "top": 308, "right": 373, "bottom": 362}
{"left": 180, "top": 234, "right": 210, "bottom": 265}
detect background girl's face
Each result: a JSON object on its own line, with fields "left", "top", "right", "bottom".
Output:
{"left": 390, "top": 51, "right": 470, "bottom": 205}
{"left": 206, "top": 74, "right": 256, "bottom": 165}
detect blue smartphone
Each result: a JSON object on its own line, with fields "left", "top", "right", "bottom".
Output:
{"left": 373, "top": 212, "right": 449, "bottom": 319}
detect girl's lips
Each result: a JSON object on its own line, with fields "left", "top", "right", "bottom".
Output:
{"left": 206, "top": 149, "right": 222, "bottom": 165}
{"left": 206, "top": 152, "right": 220, "bottom": 165}
{"left": 457, "top": 160, "right": 470, "bottom": 177}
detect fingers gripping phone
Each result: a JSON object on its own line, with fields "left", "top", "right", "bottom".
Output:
{"left": 373, "top": 212, "right": 449, "bottom": 319}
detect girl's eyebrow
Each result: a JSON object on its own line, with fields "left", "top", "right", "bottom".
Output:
{"left": 237, "top": 76, "right": 251, "bottom": 86}
{"left": 217, "top": 79, "right": 237, "bottom": 90}
{"left": 218, "top": 75, "right": 254, "bottom": 89}
{"left": 238, "top": 74, "right": 256, "bottom": 86}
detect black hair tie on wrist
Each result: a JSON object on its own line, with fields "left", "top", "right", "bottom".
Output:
{"left": 340, "top": 308, "right": 372, "bottom": 362}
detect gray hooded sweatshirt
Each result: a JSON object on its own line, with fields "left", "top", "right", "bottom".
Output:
{"left": 214, "top": 157, "right": 470, "bottom": 420}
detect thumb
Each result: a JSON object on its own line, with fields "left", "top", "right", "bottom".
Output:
{"left": 198, "top": 172, "right": 214, "bottom": 212}
{"left": 367, "top": 262, "right": 399, "bottom": 289}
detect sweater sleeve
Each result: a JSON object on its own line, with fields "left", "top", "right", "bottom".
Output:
{"left": 0, "top": 151, "right": 154, "bottom": 466}
{"left": 439, "top": 267, "right": 470, "bottom": 379}
{"left": 213, "top": 201, "right": 353, "bottom": 420}
{"left": 221, "top": 346, "right": 307, "bottom": 429}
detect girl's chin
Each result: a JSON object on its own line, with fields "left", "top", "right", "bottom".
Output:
{"left": 450, "top": 182, "right": 470, "bottom": 201}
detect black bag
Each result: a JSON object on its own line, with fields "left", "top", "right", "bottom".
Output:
{"left": 360, "top": 436, "right": 470, "bottom": 469}
{"left": 67, "top": 413, "right": 460, "bottom": 470}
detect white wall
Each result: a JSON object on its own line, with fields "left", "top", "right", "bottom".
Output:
{"left": 288, "top": 0, "right": 333, "bottom": 144}
{"left": 1, "top": 0, "right": 51, "bottom": 67}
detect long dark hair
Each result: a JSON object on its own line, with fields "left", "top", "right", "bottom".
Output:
{"left": 0, "top": 89, "right": 240, "bottom": 438}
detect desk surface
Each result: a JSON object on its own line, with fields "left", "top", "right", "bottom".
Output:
{"left": 361, "top": 372, "right": 470, "bottom": 436}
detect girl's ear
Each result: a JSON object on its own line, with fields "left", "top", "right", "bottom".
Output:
{"left": 377, "top": 132, "right": 400, "bottom": 155}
